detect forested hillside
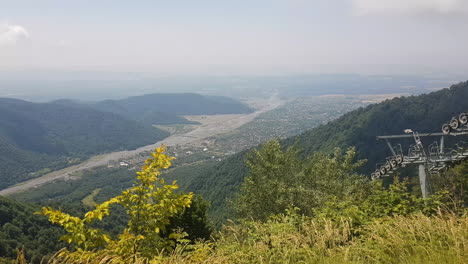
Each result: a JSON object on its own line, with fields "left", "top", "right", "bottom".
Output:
{"left": 0, "top": 137, "right": 67, "bottom": 190}
{"left": 92, "top": 93, "right": 253, "bottom": 125}
{"left": 0, "top": 98, "right": 169, "bottom": 189}
{"left": 173, "top": 81, "right": 468, "bottom": 220}
{"left": 288, "top": 81, "right": 468, "bottom": 171}
{"left": 0, "top": 196, "right": 65, "bottom": 263}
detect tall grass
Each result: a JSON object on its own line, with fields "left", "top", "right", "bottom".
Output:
{"left": 349, "top": 212, "right": 467, "bottom": 264}
{"left": 166, "top": 212, "right": 467, "bottom": 264}
{"left": 17, "top": 212, "right": 467, "bottom": 264}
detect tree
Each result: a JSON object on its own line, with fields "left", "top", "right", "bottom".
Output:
{"left": 38, "top": 146, "right": 193, "bottom": 262}
{"left": 165, "top": 195, "right": 213, "bottom": 242}
{"left": 431, "top": 161, "right": 468, "bottom": 206}
{"left": 233, "top": 139, "right": 367, "bottom": 220}
{"left": 233, "top": 140, "right": 302, "bottom": 220}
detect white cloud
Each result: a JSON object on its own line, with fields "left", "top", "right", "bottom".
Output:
{"left": 352, "top": 0, "right": 468, "bottom": 15}
{"left": 0, "top": 23, "right": 29, "bottom": 46}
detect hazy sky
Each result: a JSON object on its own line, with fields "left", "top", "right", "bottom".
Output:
{"left": 1, "top": 0, "right": 468, "bottom": 75}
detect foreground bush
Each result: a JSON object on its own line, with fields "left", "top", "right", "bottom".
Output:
{"left": 37, "top": 146, "right": 194, "bottom": 263}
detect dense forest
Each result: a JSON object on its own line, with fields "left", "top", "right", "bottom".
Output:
{"left": 0, "top": 196, "right": 65, "bottom": 263}
{"left": 92, "top": 93, "right": 254, "bottom": 125}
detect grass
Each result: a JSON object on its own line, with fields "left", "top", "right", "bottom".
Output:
{"left": 34, "top": 212, "right": 467, "bottom": 264}
{"left": 81, "top": 188, "right": 102, "bottom": 207}
{"left": 170, "top": 212, "right": 467, "bottom": 264}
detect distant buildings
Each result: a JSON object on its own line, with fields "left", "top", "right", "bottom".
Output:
{"left": 107, "top": 160, "right": 129, "bottom": 168}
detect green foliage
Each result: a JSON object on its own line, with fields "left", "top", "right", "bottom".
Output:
{"left": 11, "top": 165, "right": 214, "bottom": 243}
{"left": 362, "top": 177, "right": 450, "bottom": 217}
{"left": 233, "top": 140, "right": 303, "bottom": 220}
{"left": 172, "top": 154, "right": 248, "bottom": 225}
{"left": 158, "top": 171, "right": 466, "bottom": 263}
{"left": 0, "top": 136, "right": 70, "bottom": 190}
{"left": 315, "top": 177, "right": 453, "bottom": 229}
{"left": 431, "top": 161, "right": 468, "bottom": 206}
{"left": 165, "top": 195, "right": 213, "bottom": 242}
{"left": 0, "top": 196, "right": 65, "bottom": 263}
{"left": 38, "top": 146, "right": 194, "bottom": 261}
{"left": 234, "top": 139, "right": 367, "bottom": 220}
{"left": 41, "top": 172, "right": 468, "bottom": 264}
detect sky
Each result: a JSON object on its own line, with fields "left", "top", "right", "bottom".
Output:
{"left": 1, "top": 0, "right": 468, "bottom": 76}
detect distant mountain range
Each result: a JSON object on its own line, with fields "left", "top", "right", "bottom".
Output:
{"left": 0, "top": 93, "right": 252, "bottom": 189}
{"left": 91, "top": 93, "right": 253, "bottom": 125}
{"left": 0, "top": 73, "right": 459, "bottom": 101}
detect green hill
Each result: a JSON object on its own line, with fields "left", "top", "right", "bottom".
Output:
{"left": 173, "top": 81, "right": 468, "bottom": 221}
{"left": 288, "top": 81, "right": 468, "bottom": 171}
{"left": 0, "top": 136, "right": 66, "bottom": 189}
{"left": 0, "top": 98, "right": 169, "bottom": 189}
{"left": 0, "top": 196, "right": 65, "bottom": 263}
{"left": 92, "top": 93, "right": 254, "bottom": 125}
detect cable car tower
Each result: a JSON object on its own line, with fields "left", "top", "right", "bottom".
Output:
{"left": 371, "top": 112, "right": 468, "bottom": 198}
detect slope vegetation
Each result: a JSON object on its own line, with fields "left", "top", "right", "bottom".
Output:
{"left": 0, "top": 98, "right": 169, "bottom": 189}
{"left": 288, "top": 81, "right": 468, "bottom": 171}
{"left": 0, "top": 196, "right": 65, "bottom": 263}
